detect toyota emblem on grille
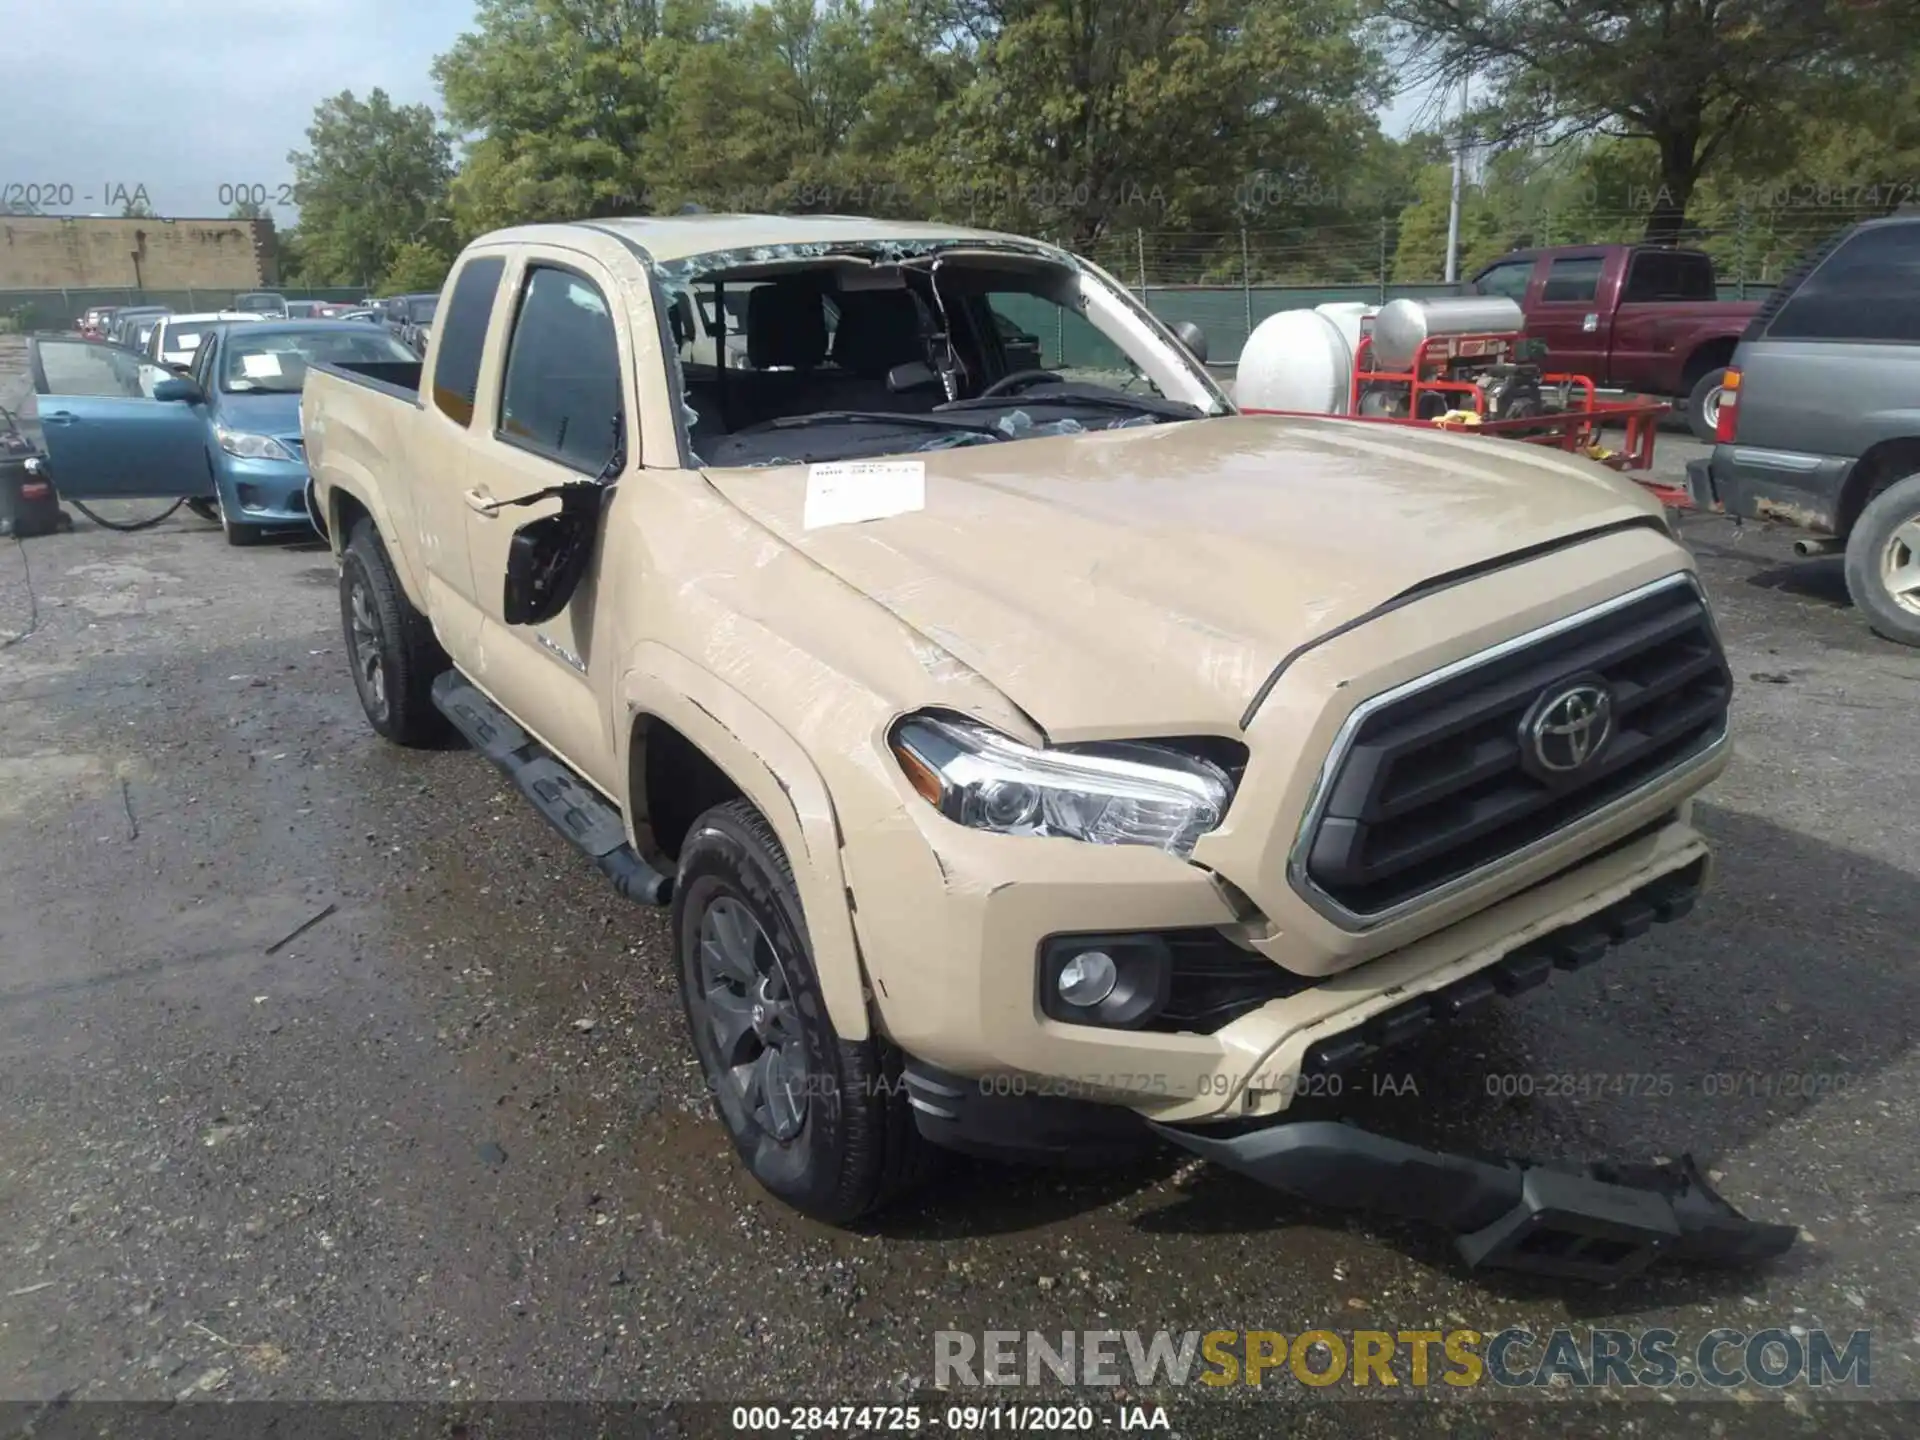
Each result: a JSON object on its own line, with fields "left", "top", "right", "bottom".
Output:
{"left": 1523, "top": 678, "right": 1614, "bottom": 775}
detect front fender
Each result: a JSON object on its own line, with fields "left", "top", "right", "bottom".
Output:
{"left": 617, "top": 643, "right": 870, "bottom": 1042}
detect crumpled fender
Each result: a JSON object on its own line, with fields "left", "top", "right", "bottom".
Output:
{"left": 617, "top": 641, "right": 870, "bottom": 1042}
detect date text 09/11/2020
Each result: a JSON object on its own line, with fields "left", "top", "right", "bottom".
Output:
{"left": 729, "top": 1404, "right": 1170, "bottom": 1432}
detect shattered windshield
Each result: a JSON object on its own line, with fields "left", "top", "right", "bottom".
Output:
{"left": 657, "top": 243, "right": 1225, "bottom": 468}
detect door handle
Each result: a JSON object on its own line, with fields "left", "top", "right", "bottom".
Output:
{"left": 1581, "top": 313, "right": 1599, "bottom": 333}
{"left": 463, "top": 488, "right": 504, "bottom": 517}
{"left": 42, "top": 411, "right": 75, "bottom": 426}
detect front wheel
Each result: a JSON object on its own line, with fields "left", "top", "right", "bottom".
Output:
{"left": 1686, "top": 367, "right": 1730, "bottom": 443}
{"left": 218, "top": 489, "right": 264, "bottom": 547}
{"left": 1843, "top": 473, "right": 1920, "bottom": 647}
{"left": 673, "top": 799, "right": 934, "bottom": 1223}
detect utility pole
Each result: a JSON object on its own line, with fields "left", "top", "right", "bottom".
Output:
{"left": 1443, "top": 76, "right": 1469, "bottom": 284}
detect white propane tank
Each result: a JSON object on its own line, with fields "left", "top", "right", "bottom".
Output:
{"left": 1314, "top": 301, "right": 1375, "bottom": 371}
{"left": 1369, "top": 295, "right": 1526, "bottom": 372}
{"left": 1237, "top": 308, "right": 1357, "bottom": 414}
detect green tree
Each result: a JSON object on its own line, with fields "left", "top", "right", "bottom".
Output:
{"left": 1376, "top": 0, "right": 1911, "bottom": 242}
{"left": 1390, "top": 138, "right": 1650, "bottom": 281}
{"left": 229, "top": 198, "right": 269, "bottom": 220}
{"left": 121, "top": 196, "right": 156, "bottom": 217}
{"left": 290, "top": 88, "right": 455, "bottom": 286}
{"left": 435, "top": 0, "right": 732, "bottom": 231}
{"left": 894, "top": 0, "right": 1386, "bottom": 250}
{"left": 382, "top": 240, "right": 452, "bottom": 293}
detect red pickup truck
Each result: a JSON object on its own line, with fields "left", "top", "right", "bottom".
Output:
{"left": 1465, "top": 244, "right": 1760, "bottom": 440}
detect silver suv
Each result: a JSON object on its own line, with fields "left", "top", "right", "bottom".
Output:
{"left": 1688, "top": 214, "right": 1920, "bottom": 646}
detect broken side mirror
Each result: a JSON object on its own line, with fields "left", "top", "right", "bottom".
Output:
{"left": 502, "top": 482, "right": 606, "bottom": 626}
{"left": 1172, "top": 321, "right": 1208, "bottom": 364}
{"left": 886, "top": 360, "right": 939, "bottom": 393}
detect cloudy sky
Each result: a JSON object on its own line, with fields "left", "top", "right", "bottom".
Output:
{"left": 1, "top": 0, "right": 1429, "bottom": 222}
{"left": 0, "top": 0, "right": 472, "bottom": 219}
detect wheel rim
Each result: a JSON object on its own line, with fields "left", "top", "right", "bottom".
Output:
{"left": 347, "top": 576, "right": 388, "bottom": 719}
{"left": 1698, "top": 386, "right": 1723, "bottom": 431}
{"left": 1880, "top": 517, "right": 1920, "bottom": 618}
{"left": 697, "top": 895, "right": 808, "bottom": 1142}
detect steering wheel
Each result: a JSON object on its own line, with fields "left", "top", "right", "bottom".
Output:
{"left": 975, "top": 368, "right": 1064, "bottom": 400}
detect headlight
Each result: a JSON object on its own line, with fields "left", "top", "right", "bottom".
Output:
{"left": 890, "top": 714, "right": 1232, "bottom": 858}
{"left": 216, "top": 427, "right": 295, "bottom": 462}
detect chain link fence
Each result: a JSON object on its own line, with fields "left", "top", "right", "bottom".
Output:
{"left": 0, "top": 286, "right": 376, "bottom": 334}
{"left": 11, "top": 199, "right": 1870, "bottom": 362}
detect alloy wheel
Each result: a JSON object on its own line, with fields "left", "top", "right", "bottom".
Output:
{"left": 1880, "top": 518, "right": 1920, "bottom": 618}
{"left": 696, "top": 895, "right": 809, "bottom": 1142}
{"left": 347, "top": 576, "right": 388, "bottom": 720}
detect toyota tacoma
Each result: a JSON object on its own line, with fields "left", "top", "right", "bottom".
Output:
{"left": 301, "top": 213, "right": 1795, "bottom": 1281}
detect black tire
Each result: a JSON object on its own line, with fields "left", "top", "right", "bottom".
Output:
{"left": 1842, "top": 473, "right": 1920, "bottom": 648}
{"left": 339, "top": 518, "right": 449, "bottom": 746}
{"left": 1686, "top": 367, "right": 1730, "bottom": 443}
{"left": 673, "top": 799, "right": 935, "bottom": 1223}
{"left": 214, "top": 487, "right": 265, "bottom": 547}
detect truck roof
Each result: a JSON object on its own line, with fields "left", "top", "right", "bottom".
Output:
{"left": 1482, "top": 241, "right": 1712, "bottom": 264}
{"left": 489, "top": 213, "right": 1043, "bottom": 264}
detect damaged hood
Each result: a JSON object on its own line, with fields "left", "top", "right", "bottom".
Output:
{"left": 701, "top": 414, "right": 1665, "bottom": 740}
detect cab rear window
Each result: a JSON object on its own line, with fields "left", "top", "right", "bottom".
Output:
{"left": 431, "top": 257, "right": 506, "bottom": 426}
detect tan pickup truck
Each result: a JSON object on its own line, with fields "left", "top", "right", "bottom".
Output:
{"left": 302, "top": 213, "right": 1794, "bottom": 1281}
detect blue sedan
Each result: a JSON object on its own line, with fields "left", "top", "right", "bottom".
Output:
{"left": 26, "top": 321, "right": 418, "bottom": 545}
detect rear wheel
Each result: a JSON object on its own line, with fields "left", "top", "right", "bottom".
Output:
{"left": 1843, "top": 473, "right": 1920, "bottom": 647}
{"left": 339, "top": 518, "right": 448, "bottom": 745}
{"left": 1686, "top": 367, "right": 1730, "bottom": 443}
{"left": 673, "top": 799, "right": 934, "bottom": 1223}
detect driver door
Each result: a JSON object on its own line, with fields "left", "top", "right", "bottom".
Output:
{"left": 27, "top": 336, "right": 209, "bottom": 500}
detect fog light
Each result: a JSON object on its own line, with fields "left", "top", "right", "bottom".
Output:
{"left": 1039, "top": 934, "right": 1172, "bottom": 1029}
{"left": 1057, "top": 950, "right": 1118, "bottom": 1006}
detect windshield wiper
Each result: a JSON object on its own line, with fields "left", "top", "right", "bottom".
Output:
{"left": 740, "top": 410, "right": 1006, "bottom": 439}
{"left": 937, "top": 387, "right": 1201, "bottom": 421}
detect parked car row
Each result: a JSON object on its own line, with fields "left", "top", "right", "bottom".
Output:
{"left": 25, "top": 318, "right": 418, "bottom": 544}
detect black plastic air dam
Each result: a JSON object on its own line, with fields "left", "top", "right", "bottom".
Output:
{"left": 1148, "top": 1117, "right": 1798, "bottom": 1283}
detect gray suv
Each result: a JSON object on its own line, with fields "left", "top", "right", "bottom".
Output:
{"left": 1687, "top": 214, "right": 1920, "bottom": 645}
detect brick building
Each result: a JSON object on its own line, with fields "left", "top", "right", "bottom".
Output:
{"left": 0, "top": 216, "right": 278, "bottom": 291}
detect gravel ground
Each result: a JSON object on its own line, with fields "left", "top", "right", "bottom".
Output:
{"left": 2, "top": 434, "right": 1919, "bottom": 1436}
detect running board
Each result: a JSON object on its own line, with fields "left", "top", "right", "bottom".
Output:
{"left": 1149, "top": 1118, "right": 1798, "bottom": 1284}
{"left": 430, "top": 671, "right": 673, "bottom": 906}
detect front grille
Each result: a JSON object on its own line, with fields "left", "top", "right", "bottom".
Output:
{"left": 1296, "top": 576, "right": 1729, "bottom": 922}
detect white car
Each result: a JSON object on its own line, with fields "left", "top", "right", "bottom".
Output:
{"left": 146, "top": 311, "right": 265, "bottom": 369}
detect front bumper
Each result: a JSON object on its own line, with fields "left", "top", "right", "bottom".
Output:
{"left": 217, "top": 455, "right": 315, "bottom": 528}
{"left": 1150, "top": 1117, "right": 1798, "bottom": 1283}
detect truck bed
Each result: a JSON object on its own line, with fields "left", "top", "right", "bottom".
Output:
{"left": 314, "top": 359, "right": 424, "bottom": 405}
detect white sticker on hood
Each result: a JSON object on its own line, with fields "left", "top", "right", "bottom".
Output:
{"left": 802, "top": 460, "right": 925, "bottom": 529}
